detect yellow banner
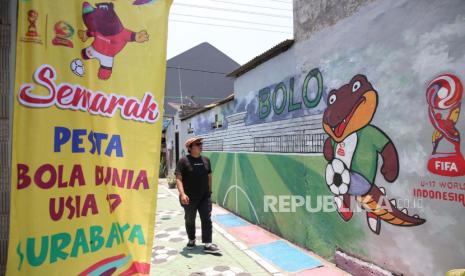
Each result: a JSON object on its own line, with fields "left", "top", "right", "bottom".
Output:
{"left": 7, "top": 0, "right": 172, "bottom": 275}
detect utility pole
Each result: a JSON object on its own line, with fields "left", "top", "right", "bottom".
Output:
{"left": 177, "top": 67, "right": 184, "bottom": 106}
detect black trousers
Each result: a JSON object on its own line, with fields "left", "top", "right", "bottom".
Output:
{"left": 181, "top": 194, "right": 212, "bottom": 243}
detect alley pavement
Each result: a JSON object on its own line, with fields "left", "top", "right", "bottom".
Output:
{"left": 151, "top": 179, "right": 350, "bottom": 276}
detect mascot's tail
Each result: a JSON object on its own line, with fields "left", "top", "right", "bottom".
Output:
{"left": 356, "top": 185, "right": 426, "bottom": 234}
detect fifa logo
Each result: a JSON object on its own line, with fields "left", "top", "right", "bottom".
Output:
{"left": 426, "top": 74, "right": 465, "bottom": 176}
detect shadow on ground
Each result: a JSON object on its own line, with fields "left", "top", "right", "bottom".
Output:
{"left": 180, "top": 246, "right": 223, "bottom": 258}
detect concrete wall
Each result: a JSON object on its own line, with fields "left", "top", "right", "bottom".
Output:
{"left": 293, "top": 0, "right": 373, "bottom": 42}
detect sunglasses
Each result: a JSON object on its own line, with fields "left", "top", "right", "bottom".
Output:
{"left": 193, "top": 142, "right": 203, "bottom": 146}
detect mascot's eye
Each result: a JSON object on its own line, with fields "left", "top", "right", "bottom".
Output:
{"left": 352, "top": 81, "right": 361, "bottom": 93}
{"left": 329, "top": 94, "right": 337, "bottom": 105}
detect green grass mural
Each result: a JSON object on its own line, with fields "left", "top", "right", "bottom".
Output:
{"left": 204, "top": 151, "right": 367, "bottom": 260}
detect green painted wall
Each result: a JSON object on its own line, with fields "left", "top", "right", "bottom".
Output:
{"left": 204, "top": 152, "right": 367, "bottom": 260}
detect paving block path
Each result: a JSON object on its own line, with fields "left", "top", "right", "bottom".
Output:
{"left": 151, "top": 179, "right": 350, "bottom": 276}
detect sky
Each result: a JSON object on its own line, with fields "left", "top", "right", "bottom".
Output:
{"left": 166, "top": 0, "right": 294, "bottom": 65}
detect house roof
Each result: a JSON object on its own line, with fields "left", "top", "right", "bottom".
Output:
{"left": 227, "top": 39, "right": 294, "bottom": 78}
{"left": 164, "top": 42, "right": 239, "bottom": 116}
{"left": 180, "top": 94, "right": 234, "bottom": 121}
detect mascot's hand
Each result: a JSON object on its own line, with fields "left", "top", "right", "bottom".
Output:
{"left": 78, "top": 30, "right": 88, "bottom": 42}
{"left": 380, "top": 142, "right": 399, "bottom": 182}
{"left": 323, "top": 137, "right": 334, "bottom": 161}
{"left": 136, "top": 30, "right": 149, "bottom": 43}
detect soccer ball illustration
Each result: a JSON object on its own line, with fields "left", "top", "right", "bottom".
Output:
{"left": 70, "top": 58, "right": 85, "bottom": 77}
{"left": 325, "top": 159, "right": 350, "bottom": 195}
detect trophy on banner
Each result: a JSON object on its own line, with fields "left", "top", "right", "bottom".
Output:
{"left": 21, "top": 9, "right": 42, "bottom": 44}
{"left": 26, "top": 10, "right": 39, "bottom": 37}
{"left": 426, "top": 74, "right": 465, "bottom": 176}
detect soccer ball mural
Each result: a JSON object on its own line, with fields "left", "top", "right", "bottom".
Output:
{"left": 70, "top": 58, "right": 85, "bottom": 77}
{"left": 325, "top": 159, "right": 350, "bottom": 195}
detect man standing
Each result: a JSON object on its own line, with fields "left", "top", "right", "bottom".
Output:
{"left": 175, "top": 137, "right": 220, "bottom": 253}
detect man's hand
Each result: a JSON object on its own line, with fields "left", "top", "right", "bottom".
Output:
{"left": 180, "top": 193, "right": 190, "bottom": 205}
{"left": 78, "top": 30, "right": 88, "bottom": 42}
{"left": 135, "top": 30, "right": 149, "bottom": 43}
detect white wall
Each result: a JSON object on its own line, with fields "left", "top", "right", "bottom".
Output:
{"left": 234, "top": 47, "right": 297, "bottom": 100}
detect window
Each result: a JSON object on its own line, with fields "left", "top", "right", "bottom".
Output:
{"left": 187, "top": 122, "right": 194, "bottom": 134}
{"left": 211, "top": 114, "right": 223, "bottom": 129}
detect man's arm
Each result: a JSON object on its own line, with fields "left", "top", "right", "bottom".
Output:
{"left": 208, "top": 174, "right": 212, "bottom": 194}
{"left": 175, "top": 158, "right": 190, "bottom": 205}
{"left": 175, "top": 174, "right": 185, "bottom": 194}
{"left": 176, "top": 174, "right": 189, "bottom": 204}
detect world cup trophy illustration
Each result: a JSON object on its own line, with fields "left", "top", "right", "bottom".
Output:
{"left": 26, "top": 10, "right": 39, "bottom": 37}
{"left": 21, "top": 9, "right": 42, "bottom": 44}
{"left": 426, "top": 74, "right": 465, "bottom": 176}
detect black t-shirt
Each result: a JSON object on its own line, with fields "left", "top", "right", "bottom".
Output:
{"left": 175, "top": 155, "right": 212, "bottom": 198}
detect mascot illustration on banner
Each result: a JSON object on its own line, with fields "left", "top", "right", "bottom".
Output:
{"left": 78, "top": 2, "right": 149, "bottom": 80}
{"left": 322, "top": 74, "right": 426, "bottom": 235}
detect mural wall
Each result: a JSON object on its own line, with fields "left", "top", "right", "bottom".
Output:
{"left": 291, "top": 1, "right": 465, "bottom": 274}
{"left": 189, "top": 0, "right": 465, "bottom": 275}
{"left": 245, "top": 70, "right": 325, "bottom": 125}
{"left": 203, "top": 152, "right": 367, "bottom": 260}
{"left": 185, "top": 70, "right": 329, "bottom": 154}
